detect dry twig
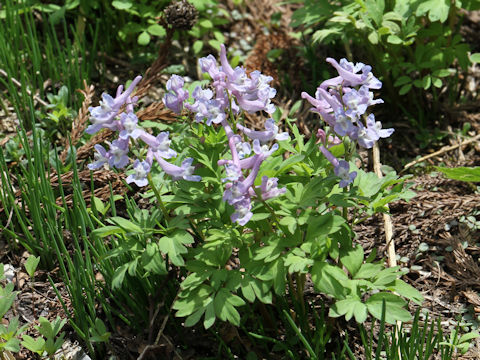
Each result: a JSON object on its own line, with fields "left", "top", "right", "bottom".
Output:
{"left": 402, "top": 133, "right": 480, "bottom": 173}
{"left": 60, "top": 80, "right": 95, "bottom": 163}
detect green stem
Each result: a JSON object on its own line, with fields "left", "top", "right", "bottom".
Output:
{"left": 287, "top": 273, "right": 297, "bottom": 319}
{"left": 254, "top": 187, "right": 290, "bottom": 235}
{"left": 296, "top": 273, "right": 306, "bottom": 316}
{"left": 147, "top": 173, "right": 169, "bottom": 223}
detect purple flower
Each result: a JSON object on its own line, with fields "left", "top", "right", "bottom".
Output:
{"left": 333, "top": 108, "right": 356, "bottom": 137}
{"left": 186, "top": 87, "right": 226, "bottom": 125}
{"left": 203, "top": 99, "right": 227, "bottom": 125}
{"left": 108, "top": 139, "right": 130, "bottom": 169}
{"left": 301, "top": 91, "right": 336, "bottom": 127}
{"left": 233, "top": 136, "right": 251, "bottom": 159}
{"left": 141, "top": 131, "right": 177, "bottom": 159}
{"left": 259, "top": 176, "right": 286, "bottom": 200}
{"left": 323, "top": 58, "right": 382, "bottom": 89}
{"left": 126, "top": 160, "right": 151, "bottom": 187}
{"left": 237, "top": 118, "right": 289, "bottom": 144}
{"left": 119, "top": 112, "right": 143, "bottom": 140}
{"left": 252, "top": 139, "right": 278, "bottom": 157}
{"left": 219, "top": 44, "right": 276, "bottom": 114}
{"left": 320, "top": 146, "right": 356, "bottom": 188}
{"left": 371, "top": 114, "right": 395, "bottom": 139}
{"left": 199, "top": 54, "right": 224, "bottom": 82}
{"left": 223, "top": 182, "right": 249, "bottom": 205}
{"left": 156, "top": 156, "right": 201, "bottom": 181}
{"left": 334, "top": 160, "right": 357, "bottom": 188}
{"left": 222, "top": 163, "right": 242, "bottom": 183}
{"left": 342, "top": 88, "right": 370, "bottom": 120}
{"left": 352, "top": 114, "right": 393, "bottom": 149}
{"left": 88, "top": 144, "right": 110, "bottom": 170}
{"left": 163, "top": 75, "right": 189, "bottom": 114}
{"left": 231, "top": 198, "right": 253, "bottom": 226}
{"left": 87, "top": 76, "right": 142, "bottom": 134}
{"left": 166, "top": 74, "right": 184, "bottom": 92}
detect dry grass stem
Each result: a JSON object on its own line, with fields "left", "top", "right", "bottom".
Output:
{"left": 60, "top": 80, "right": 95, "bottom": 163}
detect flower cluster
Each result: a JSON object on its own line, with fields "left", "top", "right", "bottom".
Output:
{"left": 86, "top": 76, "right": 201, "bottom": 186}
{"left": 163, "top": 44, "right": 287, "bottom": 225}
{"left": 302, "top": 58, "right": 394, "bottom": 187}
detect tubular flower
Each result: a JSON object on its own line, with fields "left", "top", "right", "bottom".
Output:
{"left": 320, "top": 146, "right": 357, "bottom": 188}
{"left": 87, "top": 76, "right": 142, "bottom": 134}
{"left": 163, "top": 75, "right": 189, "bottom": 114}
{"left": 126, "top": 160, "right": 151, "bottom": 187}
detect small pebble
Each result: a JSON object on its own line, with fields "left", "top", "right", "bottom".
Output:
{"left": 3, "top": 264, "right": 15, "bottom": 283}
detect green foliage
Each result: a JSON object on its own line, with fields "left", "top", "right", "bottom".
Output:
{"left": 188, "top": 5, "right": 230, "bottom": 55}
{"left": 435, "top": 166, "right": 480, "bottom": 182}
{"left": 0, "top": 0, "right": 98, "bottom": 114}
{"left": 0, "top": 272, "right": 17, "bottom": 320}
{"left": 360, "top": 307, "right": 480, "bottom": 359}
{"left": 110, "top": 0, "right": 170, "bottom": 46}
{"left": 0, "top": 266, "right": 27, "bottom": 355}
{"left": 291, "top": 0, "right": 480, "bottom": 126}
{"left": 0, "top": 317, "right": 27, "bottom": 354}
{"left": 165, "top": 109, "right": 420, "bottom": 330}
{"left": 21, "top": 316, "right": 66, "bottom": 358}
{"left": 24, "top": 255, "right": 40, "bottom": 279}
{"left": 37, "top": 86, "right": 77, "bottom": 140}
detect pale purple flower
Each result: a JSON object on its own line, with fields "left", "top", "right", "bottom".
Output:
{"left": 373, "top": 118, "right": 395, "bottom": 139}
{"left": 88, "top": 144, "right": 110, "bottom": 170}
{"left": 186, "top": 87, "right": 226, "bottom": 125}
{"left": 223, "top": 182, "right": 249, "bottom": 205}
{"left": 320, "top": 146, "right": 357, "bottom": 188}
{"left": 186, "top": 87, "right": 213, "bottom": 111}
{"left": 237, "top": 118, "right": 289, "bottom": 144}
{"left": 156, "top": 157, "right": 201, "bottom": 181}
{"left": 119, "top": 112, "right": 143, "bottom": 140}
{"left": 333, "top": 108, "right": 356, "bottom": 137}
{"left": 166, "top": 74, "right": 184, "bottom": 92}
{"left": 126, "top": 160, "right": 151, "bottom": 187}
{"left": 259, "top": 176, "right": 286, "bottom": 200}
{"left": 199, "top": 54, "right": 224, "bottom": 82}
{"left": 358, "top": 85, "right": 384, "bottom": 107}
{"left": 222, "top": 163, "right": 242, "bottom": 182}
{"left": 301, "top": 91, "right": 336, "bottom": 127}
{"left": 352, "top": 114, "right": 393, "bottom": 149}
{"left": 342, "top": 88, "right": 370, "bottom": 119}
{"left": 334, "top": 160, "right": 357, "bottom": 188}
{"left": 231, "top": 198, "right": 253, "bottom": 226}
{"left": 87, "top": 76, "right": 142, "bottom": 134}
{"left": 219, "top": 44, "right": 276, "bottom": 114}
{"left": 163, "top": 93, "right": 184, "bottom": 114}
{"left": 323, "top": 58, "right": 382, "bottom": 89}
{"left": 108, "top": 139, "right": 130, "bottom": 169}
{"left": 163, "top": 75, "right": 189, "bottom": 114}
{"left": 233, "top": 136, "right": 251, "bottom": 159}
{"left": 315, "top": 88, "right": 342, "bottom": 113}
{"left": 239, "top": 70, "right": 277, "bottom": 114}
{"left": 141, "top": 131, "right": 177, "bottom": 159}
{"left": 203, "top": 99, "right": 227, "bottom": 125}
{"left": 252, "top": 139, "right": 278, "bottom": 157}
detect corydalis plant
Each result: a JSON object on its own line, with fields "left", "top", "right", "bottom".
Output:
{"left": 163, "top": 44, "right": 287, "bottom": 225}
{"left": 302, "top": 58, "right": 394, "bottom": 187}
{"left": 86, "top": 76, "right": 201, "bottom": 185}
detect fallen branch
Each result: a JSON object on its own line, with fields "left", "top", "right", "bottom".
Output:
{"left": 402, "top": 133, "right": 480, "bottom": 173}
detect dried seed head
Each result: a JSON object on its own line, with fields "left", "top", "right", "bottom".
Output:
{"left": 164, "top": 0, "right": 199, "bottom": 30}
